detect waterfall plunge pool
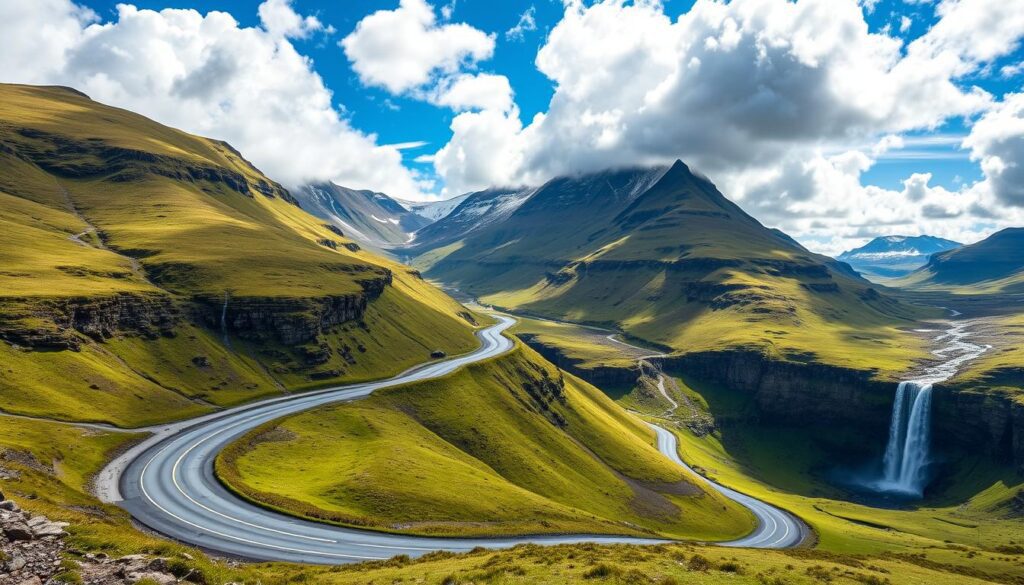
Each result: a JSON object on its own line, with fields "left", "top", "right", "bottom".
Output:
{"left": 847, "top": 318, "right": 990, "bottom": 499}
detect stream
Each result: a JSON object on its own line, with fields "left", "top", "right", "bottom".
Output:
{"left": 867, "top": 318, "right": 990, "bottom": 497}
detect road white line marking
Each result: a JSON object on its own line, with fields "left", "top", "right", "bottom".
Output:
{"left": 139, "top": 442, "right": 386, "bottom": 560}
{"left": 646, "top": 422, "right": 805, "bottom": 548}
{"left": 134, "top": 317, "right": 518, "bottom": 559}
{"left": 127, "top": 316, "right": 803, "bottom": 562}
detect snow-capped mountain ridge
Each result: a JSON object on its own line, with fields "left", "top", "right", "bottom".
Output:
{"left": 838, "top": 235, "right": 962, "bottom": 279}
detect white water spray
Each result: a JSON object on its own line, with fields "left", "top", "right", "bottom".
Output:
{"left": 220, "top": 291, "right": 231, "bottom": 349}
{"left": 876, "top": 381, "right": 933, "bottom": 495}
{"left": 870, "top": 318, "right": 989, "bottom": 497}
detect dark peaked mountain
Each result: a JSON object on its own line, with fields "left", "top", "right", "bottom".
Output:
{"left": 411, "top": 185, "right": 537, "bottom": 251}
{"left": 900, "top": 228, "right": 1024, "bottom": 292}
{"left": 294, "top": 182, "right": 430, "bottom": 247}
{"left": 410, "top": 160, "right": 926, "bottom": 369}
{"left": 838, "top": 235, "right": 961, "bottom": 279}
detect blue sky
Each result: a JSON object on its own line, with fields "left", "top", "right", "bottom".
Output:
{"left": 82, "top": 0, "right": 563, "bottom": 179}
{"left": 81, "top": 0, "right": 1019, "bottom": 193}
{"left": 4, "top": 0, "right": 1024, "bottom": 254}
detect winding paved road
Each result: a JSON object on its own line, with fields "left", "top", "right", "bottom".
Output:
{"left": 99, "top": 315, "right": 807, "bottom": 564}
{"left": 648, "top": 424, "right": 808, "bottom": 549}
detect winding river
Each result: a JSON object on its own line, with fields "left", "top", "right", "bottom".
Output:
{"left": 869, "top": 318, "right": 991, "bottom": 496}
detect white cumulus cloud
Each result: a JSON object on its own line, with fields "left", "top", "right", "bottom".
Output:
{"left": 429, "top": 73, "right": 514, "bottom": 112}
{"left": 964, "top": 92, "right": 1024, "bottom": 207}
{"left": 431, "top": 0, "right": 1024, "bottom": 247}
{"left": 0, "top": 0, "right": 427, "bottom": 198}
{"left": 341, "top": 0, "right": 494, "bottom": 94}
{"left": 258, "top": 0, "right": 325, "bottom": 39}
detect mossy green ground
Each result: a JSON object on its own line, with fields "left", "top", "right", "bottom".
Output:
{"left": 0, "top": 83, "right": 480, "bottom": 427}
{"left": 4, "top": 404, "right": 1020, "bottom": 584}
{"left": 510, "top": 315, "right": 655, "bottom": 369}
{"left": 216, "top": 344, "right": 752, "bottom": 540}
{"left": 630, "top": 373, "right": 1024, "bottom": 582}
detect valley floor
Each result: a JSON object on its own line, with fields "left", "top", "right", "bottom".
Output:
{"left": 1, "top": 307, "right": 1021, "bottom": 584}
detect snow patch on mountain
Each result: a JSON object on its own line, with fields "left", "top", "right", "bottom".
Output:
{"left": 401, "top": 194, "right": 471, "bottom": 222}
{"left": 838, "top": 235, "right": 962, "bottom": 279}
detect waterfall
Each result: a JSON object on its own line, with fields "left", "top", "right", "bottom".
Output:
{"left": 865, "top": 315, "right": 989, "bottom": 498}
{"left": 877, "top": 381, "right": 933, "bottom": 496}
{"left": 220, "top": 292, "right": 231, "bottom": 349}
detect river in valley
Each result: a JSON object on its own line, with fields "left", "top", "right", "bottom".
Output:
{"left": 862, "top": 317, "right": 991, "bottom": 497}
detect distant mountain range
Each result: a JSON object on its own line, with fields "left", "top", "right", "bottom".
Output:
{"left": 294, "top": 183, "right": 430, "bottom": 247}
{"left": 411, "top": 186, "right": 537, "bottom": 251}
{"left": 403, "top": 160, "right": 924, "bottom": 369}
{"left": 399, "top": 193, "right": 471, "bottom": 222}
{"left": 899, "top": 228, "right": 1024, "bottom": 293}
{"left": 838, "top": 235, "right": 962, "bottom": 279}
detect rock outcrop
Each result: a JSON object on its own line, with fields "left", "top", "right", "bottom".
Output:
{"left": 933, "top": 385, "right": 1024, "bottom": 473}
{"left": 1, "top": 496, "right": 68, "bottom": 584}
{"left": 199, "top": 271, "right": 392, "bottom": 346}
{"left": 0, "top": 294, "right": 178, "bottom": 350}
{"left": 0, "top": 495, "right": 192, "bottom": 585}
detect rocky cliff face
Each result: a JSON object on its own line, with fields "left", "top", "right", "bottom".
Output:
{"left": 2, "top": 271, "right": 393, "bottom": 352}
{"left": 198, "top": 271, "right": 391, "bottom": 346}
{"left": 521, "top": 335, "right": 1023, "bottom": 474}
{"left": 662, "top": 351, "right": 894, "bottom": 427}
{"left": 933, "top": 385, "right": 1024, "bottom": 473}
{"left": 516, "top": 333, "right": 641, "bottom": 388}
{"left": 0, "top": 293, "right": 178, "bottom": 350}
{"left": 667, "top": 351, "right": 1023, "bottom": 474}
{"left": 207, "top": 294, "right": 365, "bottom": 346}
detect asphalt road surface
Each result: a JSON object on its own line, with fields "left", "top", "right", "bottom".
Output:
{"left": 103, "top": 315, "right": 807, "bottom": 564}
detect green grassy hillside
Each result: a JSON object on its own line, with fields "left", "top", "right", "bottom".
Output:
{"left": 657, "top": 374, "right": 1023, "bottom": 556}
{"left": 413, "top": 161, "right": 933, "bottom": 378}
{"left": 511, "top": 315, "right": 654, "bottom": 370}
{"left": 2, "top": 404, "right": 1020, "bottom": 585}
{"left": 0, "top": 83, "right": 478, "bottom": 427}
{"left": 897, "top": 228, "right": 1024, "bottom": 294}
{"left": 216, "top": 343, "right": 752, "bottom": 540}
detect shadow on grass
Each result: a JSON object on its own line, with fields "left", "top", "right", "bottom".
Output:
{"left": 670, "top": 370, "right": 1021, "bottom": 512}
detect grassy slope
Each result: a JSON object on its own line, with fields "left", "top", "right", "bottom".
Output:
{"left": 0, "top": 84, "right": 478, "bottom": 426}
{"left": 501, "top": 271, "right": 926, "bottom": 377}
{"left": 638, "top": 372, "right": 1024, "bottom": 583}
{"left": 2, "top": 413, "right": 1015, "bottom": 585}
{"left": 251, "top": 542, "right": 1016, "bottom": 585}
{"left": 417, "top": 162, "right": 933, "bottom": 379}
{"left": 896, "top": 228, "right": 1024, "bottom": 294}
{"left": 510, "top": 315, "right": 653, "bottom": 370}
{"left": 216, "top": 344, "right": 752, "bottom": 540}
